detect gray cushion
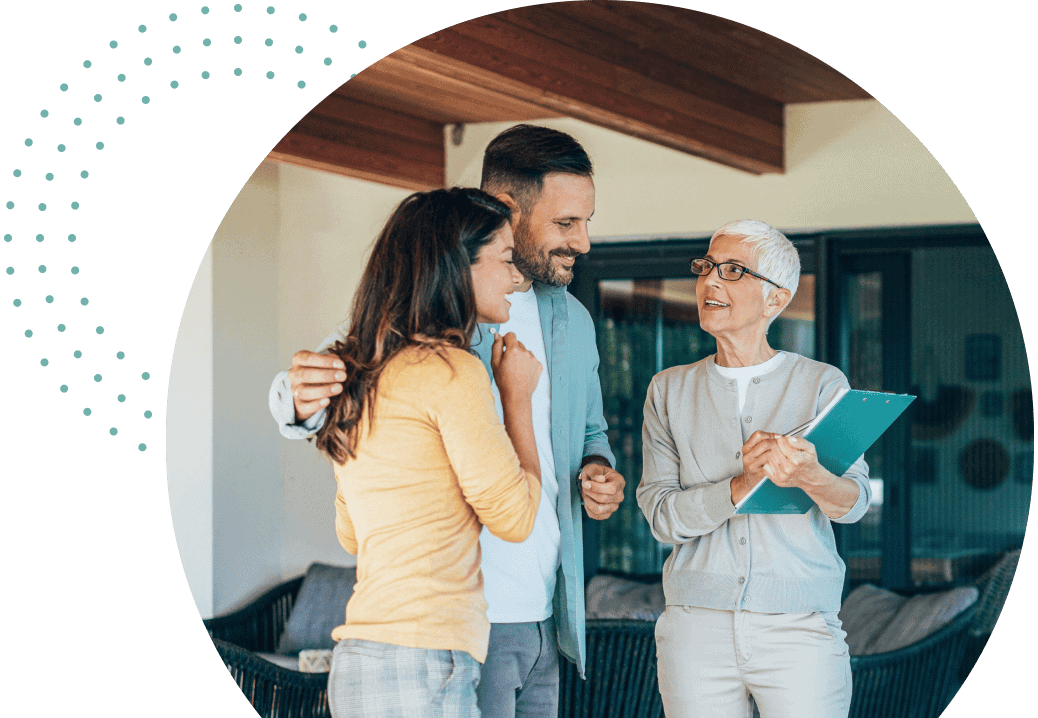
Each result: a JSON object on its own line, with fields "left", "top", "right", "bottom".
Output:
{"left": 276, "top": 562, "right": 357, "bottom": 655}
{"left": 839, "top": 584, "right": 908, "bottom": 655}
{"left": 585, "top": 575, "right": 665, "bottom": 621}
{"left": 840, "top": 583, "right": 981, "bottom": 656}
{"left": 863, "top": 586, "right": 979, "bottom": 655}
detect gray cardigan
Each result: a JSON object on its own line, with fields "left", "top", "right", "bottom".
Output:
{"left": 636, "top": 353, "right": 870, "bottom": 614}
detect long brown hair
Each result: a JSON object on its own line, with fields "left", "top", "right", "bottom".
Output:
{"left": 315, "top": 187, "right": 511, "bottom": 464}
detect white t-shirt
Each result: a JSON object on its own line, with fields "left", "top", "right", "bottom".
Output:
{"left": 714, "top": 352, "right": 787, "bottom": 416}
{"left": 479, "top": 286, "right": 561, "bottom": 623}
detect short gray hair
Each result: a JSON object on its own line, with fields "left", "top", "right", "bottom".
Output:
{"left": 711, "top": 219, "right": 800, "bottom": 303}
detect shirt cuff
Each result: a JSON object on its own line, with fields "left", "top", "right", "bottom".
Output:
{"left": 269, "top": 369, "right": 326, "bottom": 439}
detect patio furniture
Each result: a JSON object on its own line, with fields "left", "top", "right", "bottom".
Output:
{"left": 205, "top": 557, "right": 1004, "bottom": 718}
{"left": 847, "top": 596, "right": 978, "bottom": 718}
{"left": 205, "top": 573, "right": 329, "bottom": 718}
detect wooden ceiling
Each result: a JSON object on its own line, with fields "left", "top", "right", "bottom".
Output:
{"left": 268, "top": 1, "right": 871, "bottom": 190}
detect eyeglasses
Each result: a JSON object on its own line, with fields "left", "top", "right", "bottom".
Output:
{"left": 689, "top": 258, "right": 784, "bottom": 289}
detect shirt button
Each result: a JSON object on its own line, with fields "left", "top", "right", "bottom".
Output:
{"left": 744, "top": 416, "right": 752, "bottom": 423}
{"left": 752, "top": 377, "right": 761, "bottom": 384}
{"left": 740, "top": 538, "right": 747, "bottom": 545}
{"left": 744, "top": 595, "right": 750, "bottom": 602}
{"left": 738, "top": 577, "right": 745, "bottom": 584}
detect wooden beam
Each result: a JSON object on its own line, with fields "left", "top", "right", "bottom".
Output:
{"left": 310, "top": 93, "right": 445, "bottom": 146}
{"left": 570, "top": 2, "right": 869, "bottom": 103}
{"left": 344, "top": 59, "right": 563, "bottom": 124}
{"left": 267, "top": 98, "right": 444, "bottom": 191}
{"left": 409, "top": 20, "right": 784, "bottom": 173}
{"left": 268, "top": 132, "right": 442, "bottom": 191}
{"left": 500, "top": 6, "right": 782, "bottom": 127}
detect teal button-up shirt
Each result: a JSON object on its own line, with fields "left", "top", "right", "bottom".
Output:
{"left": 269, "top": 282, "right": 614, "bottom": 676}
{"left": 470, "top": 282, "right": 614, "bottom": 676}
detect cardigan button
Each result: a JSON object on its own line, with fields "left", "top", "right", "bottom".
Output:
{"left": 738, "top": 577, "right": 745, "bottom": 584}
{"left": 735, "top": 451, "right": 741, "bottom": 459}
{"left": 744, "top": 416, "right": 752, "bottom": 423}
{"left": 752, "top": 377, "right": 761, "bottom": 384}
{"left": 740, "top": 537, "right": 747, "bottom": 545}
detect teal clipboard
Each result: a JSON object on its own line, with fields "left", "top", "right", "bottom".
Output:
{"left": 735, "top": 389, "right": 916, "bottom": 514}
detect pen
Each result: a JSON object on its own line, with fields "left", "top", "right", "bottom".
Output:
{"left": 783, "top": 418, "right": 814, "bottom": 437}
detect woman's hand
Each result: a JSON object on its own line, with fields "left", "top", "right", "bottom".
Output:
{"left": 761, "top": 435, "right": 833, "bottom": 490}
{"left": 739, "top": 431, "right": 775, "bottom": 485}
{"left": 762, "top": 435, "right": 861, "bottom": 519}
{"left": 730, "top": 431, "right": 777, "bottom": 504}
{"left": 490, "top": 331, "right": 542, "bottom": 404}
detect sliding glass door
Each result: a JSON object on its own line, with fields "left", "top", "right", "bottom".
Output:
{"left": 833, "top": 254, "right": 911, "bottom": 589}
{"left": 824, "top": 229, "right": 1028, "bottom": 590}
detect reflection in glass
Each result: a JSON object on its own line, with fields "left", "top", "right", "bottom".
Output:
{"left": 842, "top": 271, "right": 885, "bottom": 584}
{"left": 908, "top": 247, "right": 1030, "bottom": 584}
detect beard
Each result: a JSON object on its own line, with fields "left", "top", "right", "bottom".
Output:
{"left": 512, "top": 216, "right": 579, "bottom": 287}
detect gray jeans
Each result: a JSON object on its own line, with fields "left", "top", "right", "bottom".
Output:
{"left": 476, "top": 618, "right": 560, "bottom": 718}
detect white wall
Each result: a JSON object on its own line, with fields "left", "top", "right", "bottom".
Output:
{"left": 274, "top": 163, "right": 412, "bottom": 581}
{"left": 167, "top": 246, "right": 214, "bottom": 618}
{"left": 170, "top": 98, "right": 981, "bottom": 616}
{"left": 446, "top": 100, "right": 975, "bottom": 237}
{"left": 169, "top": 160, "right": 410, "bottom": 616}
{"left": 211, "top": 161, "right": 285, "bottom": 612}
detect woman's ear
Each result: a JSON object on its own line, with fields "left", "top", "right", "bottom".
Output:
{"left": 764, "top": 288, "right": 792, "bottom": 318}
{"left": 494, "top": 192, "right": 521, "bottom": 226}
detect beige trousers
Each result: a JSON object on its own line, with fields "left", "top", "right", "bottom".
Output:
{"left": 655, "top": 606, "right": 852, "bottom": 718}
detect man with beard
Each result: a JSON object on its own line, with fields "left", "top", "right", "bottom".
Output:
{"left": 269, "top": 124, "right": 625, "bottom": 718}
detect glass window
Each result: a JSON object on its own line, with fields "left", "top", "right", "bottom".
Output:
{"left": 908, "top": 247, "right": 1030, "bottom": 582}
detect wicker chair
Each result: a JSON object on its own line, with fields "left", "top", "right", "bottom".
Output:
{"left": 559, "top": 620, "right": 663, "bottom": 718}
{"left": 959, "top": 548, "right": 1021, "bottom": 682}
{"left": 847, "top": 598, "right": 978, "bottom": 718}
{"left": 205, "top": 585, "right": 661, "bottom": 718}
{"left": 569, "top": 592, "right": 979, "bottom": 718}
{"left": 204, "top": 576, "right": 331, "bottom": 718}
{"left": 204, "top": 564, "right": 997, "bottom": 718}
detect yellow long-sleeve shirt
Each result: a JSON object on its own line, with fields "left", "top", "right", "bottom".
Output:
{"left": 330, "top": 346, "right": 541, "bottom": 663}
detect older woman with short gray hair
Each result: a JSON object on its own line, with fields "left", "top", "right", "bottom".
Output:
{"left": 636, "top": 219, "right": 870, "bottom": 718}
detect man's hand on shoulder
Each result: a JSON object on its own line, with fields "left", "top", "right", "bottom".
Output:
{"left": 579, "top": 460, "right": 625, "bottom": 520}
{"left": 289, "top": 350, "right": 346, "bottom": 422}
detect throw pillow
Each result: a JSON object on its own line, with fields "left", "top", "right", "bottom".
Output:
{"left": 865, "top": 586, "right": 979, "bottom": 655}
{"left": 276, "top": 562, "right": 357, "bottom": 655}
{"left": 585, "top": 574, "right": 665, "bottom": 621}
{"left": 299, "top": 649, "right": 334, "bottom": 673}
{"left": 838, "top": 584, "right": 907, "bottom": 656}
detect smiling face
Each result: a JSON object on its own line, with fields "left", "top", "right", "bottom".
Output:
{"left": 471, "top": 223, "right": 524, "bottom": 324}
{"left": 511, "top": 172, "right": 596, "bottom": 287}
{"left": 697, "top": 233, "right": 786, "bottom": 343}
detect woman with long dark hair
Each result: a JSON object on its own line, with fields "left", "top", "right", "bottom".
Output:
{"left": 316, "top": 187, "right": 543, "bottom": 718}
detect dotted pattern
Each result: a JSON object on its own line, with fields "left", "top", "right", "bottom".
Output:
{"left": 3, "top": 5, "right": 368, "bottom": 453}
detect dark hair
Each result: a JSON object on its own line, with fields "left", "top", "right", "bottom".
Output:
{"left": 480, "top": 124, "right": 593, "bottom": 214}
{"left": 315, "top": 187, "right": 511, "bottom": 464}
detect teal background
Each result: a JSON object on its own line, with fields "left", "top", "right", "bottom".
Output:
{"left": 0, "top": 3, "right": 1033, "bottom": 716}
